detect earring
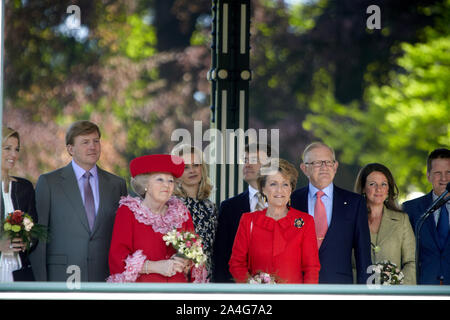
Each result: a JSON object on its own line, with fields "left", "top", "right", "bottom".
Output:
{"left": 263, "top": 194, "right": 268, "bottom": 204}
{"left": 144, "top": 188, "right": 148, "bottom": 192}
{"left": 287, "top": 198, "right": 291, "bottom": 208}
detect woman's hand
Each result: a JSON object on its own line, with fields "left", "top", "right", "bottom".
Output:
{"left": 0, "top": 237, "right": 26, "bottom": 253}
{"left": 141, "top": 258, "right": 186, "bottom": 277}
{"left": 171, "top": 255, "right": 192, "bottom": 274}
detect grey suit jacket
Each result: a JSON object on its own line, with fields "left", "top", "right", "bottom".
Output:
{"left": 30, "top": 163, "right": 127, "bottom": 282}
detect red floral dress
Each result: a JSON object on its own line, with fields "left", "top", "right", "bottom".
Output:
{"left": 229, "top": 208, "right": 320, "bottom": 284}
{"left": 107, "top": 196, "right": 207, "bottom": 283}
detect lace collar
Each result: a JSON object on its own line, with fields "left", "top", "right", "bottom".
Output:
{"left": 119, "top": 195, "right": 190, "bottom": 234}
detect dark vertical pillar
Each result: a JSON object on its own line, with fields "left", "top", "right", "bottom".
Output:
{"left": 208, "top": 0, "right": 251, "bottom": 205}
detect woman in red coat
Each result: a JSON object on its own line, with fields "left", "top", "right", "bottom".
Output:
{"left": 108, "top": 154, "right": 207, "bottom": 283}
{"left": 229, "top": 159, "right": 320, "bottom": 283}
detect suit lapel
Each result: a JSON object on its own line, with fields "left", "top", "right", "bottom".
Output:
{"left": 299, "top": 188, "right": 309, "bottom": 213}
{"left": 420, "top": 193, "right": 441, "bottom": 250}
{"left": 425, "top": 213, "right": 440, "bottom": 250}
{"left": 376, "top": 208, "right": 398, "bottom": 247}
{"left": 241, "top": 190, "right": 250, "bottom": 213}
{"left": 293, "top": 187, "right": 309, "bottom": 213}
{"left": 320, "top": 185, "right": 342, "bottom": 252}
{"left": 10, "top": 180, "right": 18, "bottom": 210}
{"left": 91, "top": 167, "right": 109, "bottom": 235}
{"left": 60, "top": 163, "right": 91, "bottom": 233}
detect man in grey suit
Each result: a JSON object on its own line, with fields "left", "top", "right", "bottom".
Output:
{"left": 30, "top": 120, "right": 127, "bottom": 282}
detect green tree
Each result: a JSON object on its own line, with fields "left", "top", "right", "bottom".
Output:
{"left": 304, "top": 24, "right": 450, "bottom": 196}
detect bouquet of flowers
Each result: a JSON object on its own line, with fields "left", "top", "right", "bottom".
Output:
{"left": 371, "top": 260, "right": 404, "bottom": 285}
{"left": 247, "top": 272, "right": 277, "bottom": 284}
{"left": 3, "top": 210, "right": 48, "bottom": 251}
{"left": 163, "top": 229, "right": 207, "bottom": 267}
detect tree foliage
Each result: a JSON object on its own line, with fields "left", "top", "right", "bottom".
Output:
{"left": 3, "top": 0, "right": 448, "bottom": 197}
{"left": 303, "top": 1, "right": 450, "bottom": 195}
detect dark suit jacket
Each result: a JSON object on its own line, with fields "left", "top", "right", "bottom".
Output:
{"left": 30, "top": 163, "right": 127, "bottom": 282}
{"left": 403, "top": 192, "right": 450, "bottom": 284}
{"left": 1, "top": 177, "right": 38, "bottom": 272}
{"left": 212, "top": 190, "right": 250, "bottom": 282}
{"left": 291, "top": 184, "right": 372, "bottom": 284}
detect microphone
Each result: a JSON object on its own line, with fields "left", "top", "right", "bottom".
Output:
{"left": 424, "top": 182, "right": 450, "bottom": 215}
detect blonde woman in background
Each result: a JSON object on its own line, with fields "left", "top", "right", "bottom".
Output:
{"left": 171, "top": 145, "right": 218, "bottom": 280}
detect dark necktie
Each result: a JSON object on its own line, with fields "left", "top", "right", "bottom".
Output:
{"left": 437, "top": 204, "right": 449, "bottom": 249}
{"left": 83, "top": 172, "right": 95, "bottom": 231}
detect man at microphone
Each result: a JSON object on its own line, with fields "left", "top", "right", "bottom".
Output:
{"left": 403, "top": 148, "right": 450, "bottom": 285}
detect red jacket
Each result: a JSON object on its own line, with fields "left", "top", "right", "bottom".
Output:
{"left": 108, "top": 196, "right": 196, "bottom": 283}
{"left": 229, "top": 208, "right": 320, "bottom": 284}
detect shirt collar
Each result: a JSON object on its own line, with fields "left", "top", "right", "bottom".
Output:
{"left": 308, "top": 182, "right": 334, "bottom": 198}
{"left": 248, "top": 184, "right": 259, "bottom": 198}
{"left": 432, "top": 192, "right": 438, "bottom": 201}
{"left": 71, "top": 160, "right": 98, "bottom": 181}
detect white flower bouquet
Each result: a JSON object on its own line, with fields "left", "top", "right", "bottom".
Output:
{"left": 371, "top": 260, "right": 404, "bottom": 285}
{"left": 163, "top": 229, "right": 207, "bottom": 267}
{"left": 247, "top": 272, "right": 277, "bottom": 284}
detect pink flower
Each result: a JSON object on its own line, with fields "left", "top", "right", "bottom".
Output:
{"left": 186, "top": 241, "right": 192, "bottom": 248}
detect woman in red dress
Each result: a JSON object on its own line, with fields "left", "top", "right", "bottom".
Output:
{"left": 229, "top": 159, "right": 320, "bottom": 284}
{"left": 108, "top": 154, "right": 207, "bottom": 283}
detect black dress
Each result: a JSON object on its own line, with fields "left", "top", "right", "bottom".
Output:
{"left": 178, "top": 196, "right": 218, "bottom": 279}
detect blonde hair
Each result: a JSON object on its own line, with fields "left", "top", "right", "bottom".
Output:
{"left": 2, "top": 127, "right": 20, "bottom": 148}
{"left": 171, "top": 144, "right": 213, "bottom": 200}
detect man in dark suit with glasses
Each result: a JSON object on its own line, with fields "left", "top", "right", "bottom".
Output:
{"left": 291, "top": 142, "right": 371, "bottom": 284}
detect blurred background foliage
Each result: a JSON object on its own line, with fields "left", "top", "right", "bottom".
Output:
{"left": 3, "top": 0, "right": 449, "bottom": 200}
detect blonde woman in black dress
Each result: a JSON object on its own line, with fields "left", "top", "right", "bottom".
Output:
{"left": 172, "top": 145, "right": 218, "bottom": 279}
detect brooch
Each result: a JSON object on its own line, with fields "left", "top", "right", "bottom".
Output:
{"left": 371, "top": 243, "right": 381, "bottom": 253}
{"left": 294, "top": 218, "right": 304, "bottom": 229}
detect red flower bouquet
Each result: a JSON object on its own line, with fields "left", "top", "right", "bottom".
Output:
{"left": 3, "top": 210, "right": 48, "bottom": 251}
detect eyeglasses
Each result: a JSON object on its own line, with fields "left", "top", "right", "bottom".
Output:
{"left": 304, "top": 160, "right": 336, "bottom": 168}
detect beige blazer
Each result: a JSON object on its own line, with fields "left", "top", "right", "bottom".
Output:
{"left": 370, "top": 207, "right": 416, "bottom": 285}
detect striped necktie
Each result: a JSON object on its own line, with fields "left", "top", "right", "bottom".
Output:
{"left": 255, "top": 192, "right": 265, "bottom": 211}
